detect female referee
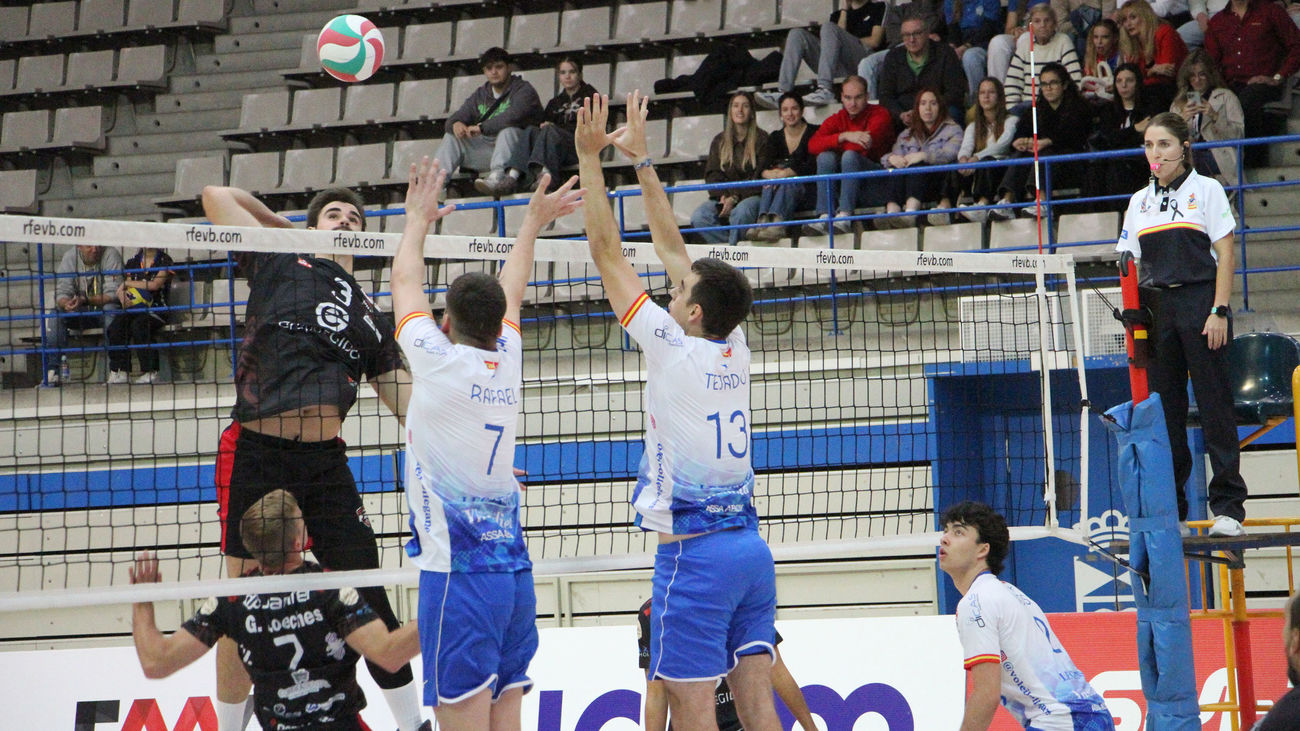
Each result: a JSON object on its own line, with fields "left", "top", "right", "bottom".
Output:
{"left": 1116, "top": 111, "right": 1248, "bottom": 537}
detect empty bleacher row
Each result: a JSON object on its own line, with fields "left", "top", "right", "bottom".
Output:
{"left": 0, "top": 45, "right": 171, "bottom": 102}
{"left": 0, "top": 0, "right": 227, "bottom": 53}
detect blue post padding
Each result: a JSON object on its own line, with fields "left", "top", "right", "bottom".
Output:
{"left": 1104, "top": 395, "right": 1201, "bottom": 731}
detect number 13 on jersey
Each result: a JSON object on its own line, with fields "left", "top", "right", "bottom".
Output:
{"left": 707, "top": 410, "right": 749, "bottom": 459}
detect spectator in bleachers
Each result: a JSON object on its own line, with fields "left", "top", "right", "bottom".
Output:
{"left": 1178, "top": 0, "right": 1227, "bottom": 48}
{"left": 1050, "top": 0, "right": 1113, "bottom": 57}
{"left": 755, "top": 0, "right": 887, "bottom": 109}
{"left": 1081, "top": 19, "right": 1122, "bottom": 101}
{"left": 985, "top": 0, "right": 1050, "bottom": 84}
{"left": 690, "top": 92, "right": 769, "bottom": 244}
{"left": 1254, "top": 590, "right": 1300, "bottom": 730}
{"left": 880, "top": 88, "right": 964, "bottom": 226}
{"left": 527, "top": 57, "right": 599, "bottom": 192}
{"left": 1117, "top": 0, "right": 1188, "bottom": 110}
{"left": 1171, "top": 49, "right": 1244, "bottom": 186}
{"left": 808, "top": 76, "right": 895, "bottom": 233}
{"left": 1003, "top": 5, "right": 1084, "bottom": 111}
{"left": 859, "top": 0, "right": 943, "bottom": 101}
{"left": 1206, "top": 0, "right": 1300, "bottom": 165}
{"left": 655, "top": 43, "right": 783, "bottom": 111}
{"left": 749, "top": 92, "right": 820, "bottom": 242}
{"left": 1085, "top": 64, "right": 1156, "bottom": 209}
{"left": 1115, "top": 0, "right": 1192, "bottom": 24}
{"left": 947, "top": 78, "right": 1018, "bottom": 221}
{"left": 992, "top": 63, "right": 1092, "bottom": 216}
{"left": 107, "top": 247, "right": 175, "bottom": 385}
{"left": 46, "top": 244, "right": 124, "bottom": 385}
{"left": 435, "top": 47, "right": 542, "bottom": 198}
{"left": 940, "top": 0, "right": 1003, "bottom": 103}
{"left": 877, "top": 9, "right": 969, "bottom": 127}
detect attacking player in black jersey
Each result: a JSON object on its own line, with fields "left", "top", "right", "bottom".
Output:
{"left": 130, "top": 490, "right": 421, "bottom": 731}
{"left": 202, "top": 183, "right": 440, "bottom": 731}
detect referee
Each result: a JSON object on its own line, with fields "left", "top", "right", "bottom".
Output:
{"left": 1116, "top": 111, "right": 1248, "bottom": 538}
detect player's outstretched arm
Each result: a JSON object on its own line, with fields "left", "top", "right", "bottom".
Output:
{"left": 344, "top": 618, "right": 422, "bottom": 675}
{"left": 129, "top": 552, "right": 211, "bottom": 679}
{"left": 369, "top": 368, "right": 412, "bottom": 428}
{"left": 770, "top": 648, "right": 818, "bottom": 731}
{"left": 201, "top": 186, "right": 293, "bottom": 229}
{"left": 391, "top": 157, "right": 456, "bottom": 323}
{"left": 608, "top": 91, "right": 692, "bottom": 287}
{"left": 499, "top": 172, "right": 584, "bottom": 325}
{"left": 575, "top": 94, "right": 646, "bottom": 320}
{"left": 958, "top": 662, "right": 1001, "bottom": 731}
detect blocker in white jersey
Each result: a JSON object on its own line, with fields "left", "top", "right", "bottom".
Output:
{"left": 957, "top": 573, "right": 1112, "bottom": 730}
{"left": 396, "top": 312, "right": 528, "bottom": 574}
{"left": 621, "top": 291, "right": 759, "bottom": 535}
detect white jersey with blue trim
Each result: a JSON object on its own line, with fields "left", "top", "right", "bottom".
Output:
{"left": 619, "top": 292, "right": 758, "bottom": 535}
{"left": 956, "top": 573, "right": 1109, "bottom": 729}
{"left": 395, "top": 312, "right": 530, "bottom": 573}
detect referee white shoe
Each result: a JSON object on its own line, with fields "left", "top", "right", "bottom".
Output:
{"left": 1208, "top": 515, "right": 1246, "bottom": 537}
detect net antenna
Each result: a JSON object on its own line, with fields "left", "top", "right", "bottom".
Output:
{"left": 1029, "top": 42, "right": 1044, "bottom": 254}
{"left": 0, "top": 215, "right": 1092, "bottom": 617}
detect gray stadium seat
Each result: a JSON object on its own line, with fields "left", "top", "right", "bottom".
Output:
{"left": 452, "top": 16, "right": 506, "bottom": 58}
{"left": 613, "top": 185, "right": 649, "bottom": 231}
{"left": 334, "top": 143, "right": 388, "bottom": 187}
{"left": 66, "top": 50, "right": 117, "bottom": 89}
{"left": 614, "top": 1, "right": 668, "bottom": 41}
{"left": 518, "top": 68, "right": 554, "bottom": 101}
{"left": 667, "top": 0, "right": 722, "bottom": 36}
{"left": 643, "top": 118, "right": 669, "bottom": 158}
{"left": 78, "top": 0, "right": 128, "bottom": 34}
{"left": 782, "top": 0, "right": 835, "bottom": 25}
{"left": 50, "top": 106, "right": 107, "bottom": 151}
{"left": 0, "top": 110, "right": 53, "bottom": 152}
{"left": 342, "top": 83, "right": 396, "bottom": 123}
{"left": 28, "top": 1, "right": 78, "bottom": 39}
{"left": 670, "top": 180, "right": 709, "bottom": 226}
{"left": 166, "top": 155, "right": 227, "bottom": 201}
{"left": 611, "top": 58, "right": 666, "bottom": 100}
{"left": 0, "top": 6, "right": 30, "bottom": 42}
{"left": 127, "top": 0, "right": 176, "bottom": 27}
{"left": 755, "top": 109, "right": 779, "bottom": 132}
{"left": 278, "top": 147, "right": 335, "bottom": 192}
{"left": 395, "top": 78, "right": 448, "bottom": 119}
{"left": 727, "top": 0, "right": 779, "bottom": 29}
{"left": 439, "top": 197, "right": 497, "bottom": 236}
{"left": 117, "top": 44, "right": 170, "bottom": 88}
{"left": 582, "top": 63, "right": 612, "bottom": 97}
{"left": 860, "top": 226, "right": 919, "bottom": 252}
{"left": 389, "top": 139, "right": 440, "bottom": 182}
{"left": 289, "top": 87, "right": 343, "bottom": 128}
{"left": 0, "top": 59, "right": 16, "bottom": 94}
{"left": 401, "top": 22, "right": 452, "bottom": 62}
{"left": 1055, "top": 212, "right": 1120, "bottom": 257}
{"left": 671, "top": 53, "right": 706, "bottom": 80}
{"left": 16, "top": 54, "right": 66, "bottom": 94}
{"left": 229, "top": 150, "right": 281, "bottom": 193}
{"left": 507, "top": 11, "right": 559, "bottom": 53}
{"left": 559, "top": 7, "right": 610, "bottom": 47}
{"left": 177, "top": 0, "right": 227, "bottom": 29}
{"left": 667, "top": 116, "right": 716, "bottom": 160}
{"left": 238, "top": 90, "right": 290, "bottom": 131}
{"left": 292, "top": 33, "right": 316, "bottom": 72}
{"left": 988, "top": 217, "right": 1039, "bottom": 252}
{"left": 0, "top": 169, "right": 41, "bottom": 214}
{"left": 449, "top": 74, "right": 482, "bottom": 110}
{"left": 920, "top": 221, "right": 981, "bottom": 253}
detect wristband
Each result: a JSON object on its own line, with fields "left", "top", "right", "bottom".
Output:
{"left": 634, "top": 158, "right": 653, "bottom": 170}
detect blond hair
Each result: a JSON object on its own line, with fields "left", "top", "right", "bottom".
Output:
{"left": 719, "top": 92, "right": 760, "bottom": 171}
{"left": 1118, "top": 0, "right": 1159, "bottom": 66}
{"left": 240, "top": 490, "right": 302, "bottom": 571}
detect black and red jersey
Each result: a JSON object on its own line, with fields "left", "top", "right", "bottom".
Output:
{"left": 232, "top": 254, "right": 404, "bottom": 423}
{"left": 181, "top": 562, "right": 378, "bottom": 731}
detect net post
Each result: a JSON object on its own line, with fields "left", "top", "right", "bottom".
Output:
{"left": 1119, "top": 254, "right": 1149, "bottom": 402}
{"left": 1064, "top": 265, "right": 1090, "bottom": 531}
{"left": 1034, "top": 270, "right": 1058, "bottom": 528}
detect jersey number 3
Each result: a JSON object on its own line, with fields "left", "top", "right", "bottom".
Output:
{"left": 707, "top": 410, "right": 749, "bottom": 459}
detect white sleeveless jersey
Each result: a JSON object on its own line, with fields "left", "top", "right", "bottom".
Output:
{"left": 395, "top": 312, "right": 529, "bottom": 573}
{"left": 619, "top": 293, "right": 758, "bottom": 534}
{"left": 957, "top": 573, "right": 1109, "bottom": 729}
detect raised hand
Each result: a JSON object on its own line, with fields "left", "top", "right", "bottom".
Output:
{"left": 575, "top": 94, "right": 613, "bottom": 157}
{"left": 526, "top": 173, "right": 586, "bottom": 226}
{"left": 405, "top": 157, "right": 457, "bottom": 227}
{"left": 609, "top": 91, "right": 652, "bottom": 162}
{"left": 130, "top": 551, "right": 161, "bottom": 584}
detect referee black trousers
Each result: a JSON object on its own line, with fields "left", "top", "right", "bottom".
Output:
{"left": 1145, "top": 282, "right": 1248, "bottom": 522}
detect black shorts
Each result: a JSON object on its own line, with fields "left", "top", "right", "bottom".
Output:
{"left": 216, "top": 421, "right": 379, "bottom": 569}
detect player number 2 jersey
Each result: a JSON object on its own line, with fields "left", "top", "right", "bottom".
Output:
{"left": 396, "top": 312, "right": 530, "bottom": 573}
{"left": 957, "top": 573, "right": 1109, "bottom": 729}
{"left": 620, "top": 293, "right": 758, "bottom": 535}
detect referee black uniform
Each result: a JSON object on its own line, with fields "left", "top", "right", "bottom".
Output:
{"left": 1117, "top": 166, "right": 1247, "bottom": 525}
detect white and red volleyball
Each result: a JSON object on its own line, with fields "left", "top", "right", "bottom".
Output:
{"left": 316, "top": 14, "right": 385, "bottom": 82}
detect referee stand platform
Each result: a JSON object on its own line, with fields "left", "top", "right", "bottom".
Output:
{"left": 1104, "top": 331, "right": 1300, "bottom": 729}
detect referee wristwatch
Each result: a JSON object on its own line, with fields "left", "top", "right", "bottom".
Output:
{"left": 1211, "top": 305, "right": 1230, "bottom": 318}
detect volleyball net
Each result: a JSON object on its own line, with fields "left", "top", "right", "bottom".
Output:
{"left": 0, "top": 211, "right": 1107, "bottom": 612}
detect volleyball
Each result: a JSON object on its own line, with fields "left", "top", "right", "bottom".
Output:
{"left": 316, "top": 14, "right": 385, "bottom": 83}
{"left": 124, "top": 286, "right": 149, "bottom": 306}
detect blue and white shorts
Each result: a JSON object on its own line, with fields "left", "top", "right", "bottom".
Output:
{"left": 647, "top": 527, "right": 776, "bottom": 681}
{"left": 418, "top": 569, "right": 538, "bottom": 706}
